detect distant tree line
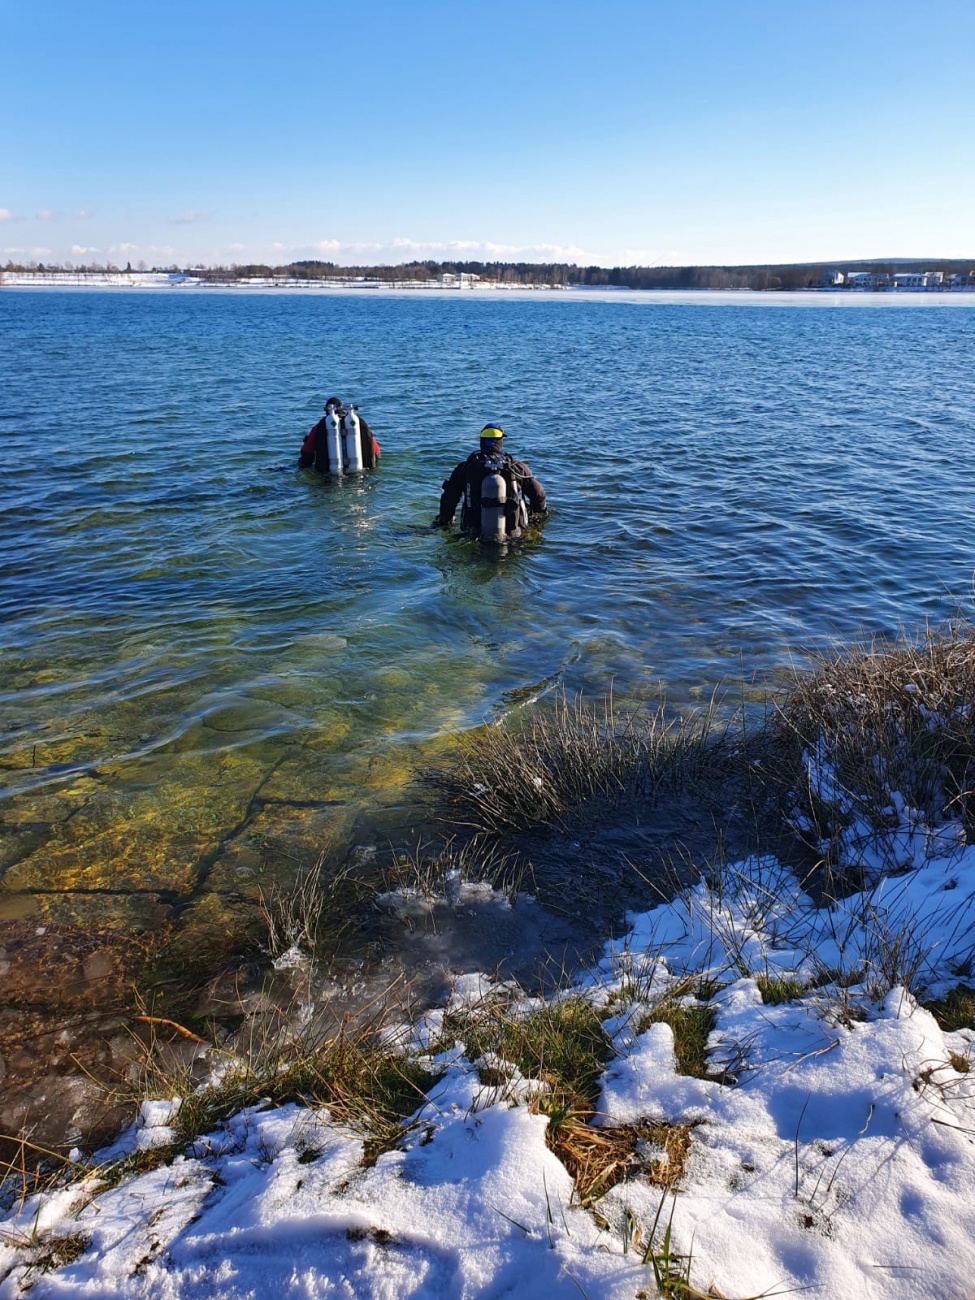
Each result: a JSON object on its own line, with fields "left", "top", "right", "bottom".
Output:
{"left": 193, "top": 258, "right": 975, "bottom": 290}
{"left": 194, "top": 257, "right": 975, "bottom": 290}
{"left": 2, "top": 259, "right": 175, "bottom": 274}
{"left": 4, "top": 256, "right": 974, "bottom": 290}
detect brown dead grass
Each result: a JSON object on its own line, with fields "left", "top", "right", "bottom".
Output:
{"left": 535, "top": 1093, "right": 693, "bottom": 1205}
{"left": 428, "top": 688, "right": 734, "bottom": 836}
{"left": 778, "top": 621, "right": 975, "bottom": 873}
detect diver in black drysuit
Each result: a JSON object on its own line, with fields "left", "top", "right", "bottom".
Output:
{"left": 432, "top": 424, "right": 546, "bottom": 538}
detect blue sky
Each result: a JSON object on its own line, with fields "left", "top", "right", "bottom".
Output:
{"left": 3, "top": 0, "right": 973, "bottom": 268}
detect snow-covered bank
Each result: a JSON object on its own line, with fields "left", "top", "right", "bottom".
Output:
{"left": 7, "top": 630, "right": 975, "bottom": 1300}
{"left": 0, "top": 272, "right": 565, "bottom": 292}
{"left": 3, "top": 830, "right": 975, "bottom": 1298}
{"left": 6, "top": 273, "right": 975, "bottom": 305}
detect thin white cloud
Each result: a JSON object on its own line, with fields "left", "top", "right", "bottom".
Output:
{"left": 292, "top": 236, "right": 593, "bottom": 264}
{"left": 35, "top": 209, "right": 59, "bottom": 221}
{"left": 0, "top": 209, "right": 11, "bottom": 222}
{"left": 382, "top": 237, "right": 590, "bottom": 260}
{"left": 169, "top": 210, "right": 212, "bottom": 225}
{"left": 76, "top": 209, "right": 92, "bottom": 219}
{"left": 617, "top": 247, "right": 676, "bottom": 265}
{"left": 69, "top": 242, "right": 177, "bottom": 261}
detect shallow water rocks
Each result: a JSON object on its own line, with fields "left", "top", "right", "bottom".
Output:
{"left": 0, "top": 919, "right": 154, "bottom": 1156}
{"left": 201, "top": 697, "right": 299, "bottom": 736}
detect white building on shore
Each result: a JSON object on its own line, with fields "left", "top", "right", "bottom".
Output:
{"left": 819, "top": 267, "right": 973, "bottom": 292}
{"left": 845, "top": 271, "right": 879, "bottom": 289}
{"left": 440, "top": 272, "right": 480, "bottom": 287}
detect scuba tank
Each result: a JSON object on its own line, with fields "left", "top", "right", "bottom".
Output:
{"left": 324, "top": 405, "right": 344, "bottom": 474}
{"left": 479, "top": 460, "right": 507, "bottom": 544}
{"left": 342, "top": 406, "right": 364, "bottom": 472}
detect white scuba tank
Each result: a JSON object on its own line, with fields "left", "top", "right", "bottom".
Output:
{"left": 342, "top": 407, "right": 364, "bottom": 472}
{"left": 480, "top": 470, "right": 507, "bottom": 543}
{"left": 325, "top": 407, "right": 343, "bottom": 474}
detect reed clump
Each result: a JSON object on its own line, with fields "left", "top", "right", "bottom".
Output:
{"left": 380, "top": 837, "right": 529, "bottom": 903}
{"left": 775, "top": 620, "right": 975, "bottom": 875}
{"left": 429, "top": 689, "right": 736, "bottom": 835}
{"left": 258, "top": 854, "right": 376, "bottom": 962}
{"left": 429, "top": 622, "right": 975, "bottom": 894}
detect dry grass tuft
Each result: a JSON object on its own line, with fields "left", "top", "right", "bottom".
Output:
{"left": 0, "top": 1013, "right": 441, "bottom": 1204}
{"left": 540, "top": 1111, "right": 693, "bottom": 1204}
{"left": 542, "top": 1108, "right": 637, "bottom": 1202}
{"left": 0, "top": 1228, "right": 92, "bottom": 1279}
{"left": 776, "top": 620, "right": 975, "bottom": 880}
{"left": 756, "top": 976, "right": 807, "bottom": 1005}
{"left": 428, "top": 688, "right": 735, "bottom": 835}
{"left": 447, "top": 994, "right": 612, "bottom": 1109}
{"left": 922, "top": 983, "right": 975, "bottom": 1032}
{"left": 641, "top": 1122, "right": 694, "bottom": 1187}
{"left": 153, "top": 1023, "right": 437, "bottom": 1166}
{"left": 635, "top": 1003, "right": 717, "bottom": 1080}
{"left": 381, "top": 836, "right": 529, "bottom": 902}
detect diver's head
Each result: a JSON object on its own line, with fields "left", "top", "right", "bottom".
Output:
{"left": 479, "top": 424, "right": 504, "bottom": 453}
{"left": 324, "top": 396, "right": 343, "bottom": 413}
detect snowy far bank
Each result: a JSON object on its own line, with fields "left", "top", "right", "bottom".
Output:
{"left": 0, "top": 272, "right": 564, "bottom": 293}
{"left": 5, "top": 272, "right": 975, "bottom": 306}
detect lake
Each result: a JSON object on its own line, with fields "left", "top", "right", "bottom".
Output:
{"left": 2, "top": 287, "right": 975, "bottom": 960}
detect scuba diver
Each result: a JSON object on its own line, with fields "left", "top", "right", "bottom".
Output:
{"left": 299, "top": 397, "right": 381, "bottom": 474}
{"left": 432, "top": 424, "right": 547, "bottom": 544}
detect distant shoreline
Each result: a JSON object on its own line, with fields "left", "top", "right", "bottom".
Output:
{"left": 0, "top": 272, "right": 568, "bottom": 293}
{"left": 4, "top": 273, "right": 975, "bottom": 306}
{"left": 6, "top": 263, "right": 975, "bottom": 297}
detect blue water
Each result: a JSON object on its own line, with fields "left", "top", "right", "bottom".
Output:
{"left": 2, "top": 288, "right": 975, "bottom": 931}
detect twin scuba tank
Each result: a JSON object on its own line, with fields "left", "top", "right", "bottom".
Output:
{"left": 319, "top": 403, "right": 364, "bottom": 475}
{"left": 475, "top": 453, "right": 529, "bottom": 545}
